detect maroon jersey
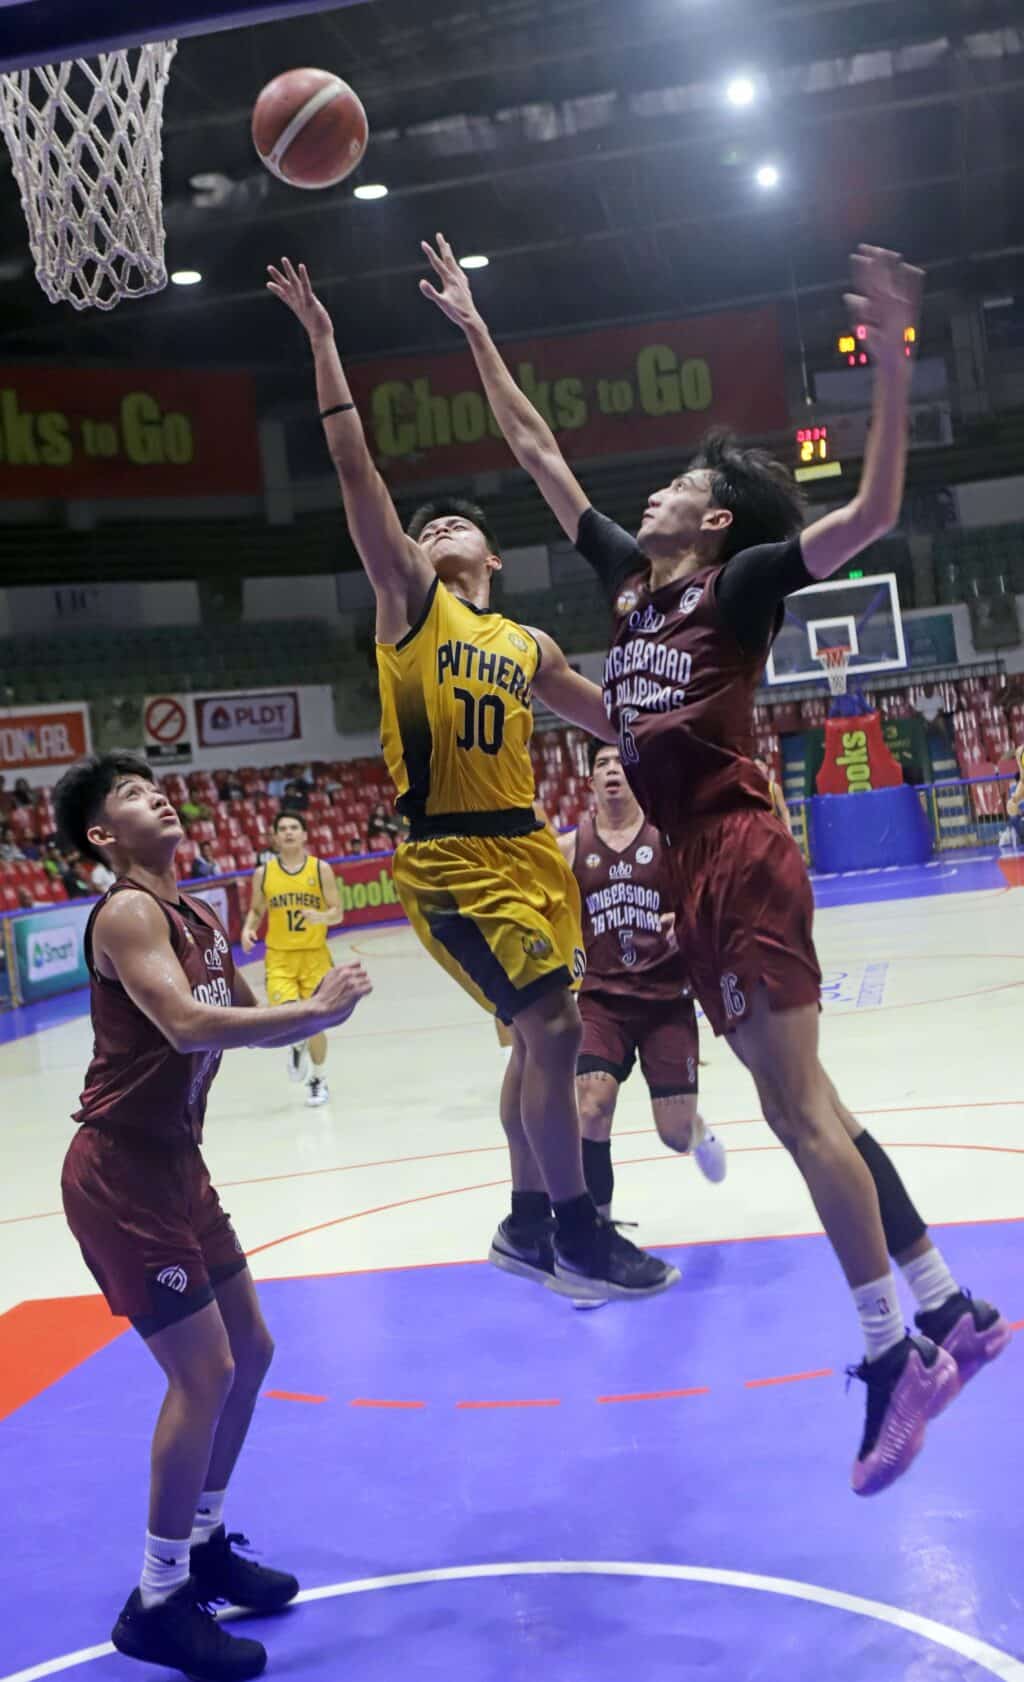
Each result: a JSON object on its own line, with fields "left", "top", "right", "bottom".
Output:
{"left": 74, "top": 880, "right": 235, "bottom": 1144}
{"left": 571, "top": 813, "right": 687, "bottom": 998}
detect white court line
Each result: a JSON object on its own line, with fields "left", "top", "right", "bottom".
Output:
{"left": 3, "top": 1561, "right": 1021, "bottom": 1682}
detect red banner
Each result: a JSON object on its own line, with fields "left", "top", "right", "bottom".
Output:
{"left": 333, "top": 853, "right": 402, "bottom": 926}
{"left": 348, "top": 308, "right": 787, "bottom": 485}
{"left": 0, "top": 368, "right": 262, "bottom": 498}
{"left": 817, "top": 714, "right": 904, "bottom": 795}
{"left": 0, "top": 706, "right": 90, "bottom": 772}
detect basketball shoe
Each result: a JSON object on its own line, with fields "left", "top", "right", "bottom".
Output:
{"left": 554, "top": 1218, "right": 680, "bottom": 1302}
{"left": 112, "top": 1581, "right": 266, "bottom": 1681}
{"left": 306, "top": 1075, "right": 329, "bottom": 1107}
{"left": 190, "top": 1526, "right": 299, "bottom": 1613}
{"left": 915, "top": 1291, "right": 1012, "bottom": 1386}
{"left": 489, "top": 1216, "right": 557, "bottom": 1287}
{"left": 692, "top": 1124, "right": 727, "bottom": 1184}
{"left": 849, "top": 1334, "right": 959, "bottom": 1497}
{"left": 287, "top": 1044, "right": 309, "bottom": 1084}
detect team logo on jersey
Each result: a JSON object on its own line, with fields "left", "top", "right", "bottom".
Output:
{"left": 507, "top": 630, "right": 529, "bottom": 653}
{"left": 615, "top": 584, "right": 642, "bottom": 618}
{"left": 203, "top": 928, "right": 230, "bottom": 971}
{"left": 679, "top": 585, "right": 704, "bottom": 616}
{"left": 585, "top": 852, "right": 602, "bottom": 868}
{"left": 628, "top": 603, "right": 666, "bottom": 634}
{"left": 609, "top": 861, "right": 633, "bottom": 880}
{"left": 636, "top": 845, "right": 654, "bottom": 864}
{"left": 155, "top": 1265, "right": 189, "bottom": 1294}
{"left": 522, "top": 932, "right": 553, "bottom": 960}
{"left": 572, "top": 947, "right": 587, "bottom": 980}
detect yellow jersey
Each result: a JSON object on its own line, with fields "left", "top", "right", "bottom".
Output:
{"left": 377, "top": 578, "right": 541, "bottom": 838}
{"left": 262, "top": 854, "right": 330, "bottom": 952}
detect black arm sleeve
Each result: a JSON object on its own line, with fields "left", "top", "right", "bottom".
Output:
{"left": 715, "top": 535, "right": 814, "bottom": 653}
{"left": 575, "top": 507, "right": 647, "bottom": 605}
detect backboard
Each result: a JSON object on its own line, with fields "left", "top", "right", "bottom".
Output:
{"left": 0, "top": 0, "right": 368, "bottom": 74}
{"left": 765, "top": 573, "right": 907, "bottom": 686}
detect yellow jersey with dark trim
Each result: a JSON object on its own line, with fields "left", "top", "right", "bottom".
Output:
{"left": 377, "top": 579, "right": 541, "bottom": 834}
{"left": 263, "top": 854, "right": 330, "bottom": 951}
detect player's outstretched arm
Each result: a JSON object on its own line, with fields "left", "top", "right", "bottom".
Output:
{"left": 96, "top": 891, "right": 371, "bottom": 1054}
{"left": 801, "top": 246, "right": 924, "bottom": 581}
{"left": 420, "top": 234, "right": 589, "bottom": 543}
{"left": 267, "top": 258, "right": 433, "bottom": 639}
{"left": 528, "top": 628, "right": 616, "bottom": 742}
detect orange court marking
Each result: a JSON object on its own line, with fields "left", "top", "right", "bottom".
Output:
{"left": 264, "top": 1389, "right": 327, "bottom": 1403}
{"left": 0, "top": 1294, "right": 126, "bottom": 1423}
{"left": 745, "top": 1368, "right": 834, "bottom": 1389}
{"left": 597, "top": 1387, "right": 710, "bottom": 1404}
{"left": 456, "top": 1398, "right": 561, "bottom": 1410}
{"left": 350, "top": 1398, "right": 426, "bottom": 1410}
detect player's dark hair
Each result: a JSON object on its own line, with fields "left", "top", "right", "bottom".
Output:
{"left": 273, "top": 808, "right": 308, "bottom": 833}
{"left": 587, "top": 739, "right": 619, "bottom": 774}
{"left": 407, "top": 497, "right": 502, "bottom": 555}
{"left": 54, "top": 753, "right": 156, "bottom": 863}
{"left": 689, "top": 427, "right": 804, "bottom": 561}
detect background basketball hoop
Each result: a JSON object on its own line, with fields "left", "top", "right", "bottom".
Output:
{"left": 814, "top": 645, "right": 851, "bottom": 698}
{"left": 0, "top": 42, "right": 177, "bottom": 311}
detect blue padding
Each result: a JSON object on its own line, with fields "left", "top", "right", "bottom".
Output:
{"left": 809, "top": 785, "right": 933, "bottom": 873}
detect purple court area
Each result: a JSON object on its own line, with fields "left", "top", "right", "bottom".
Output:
{"left": 3, "top": 1223, "right": 1021, "bottom": 1681}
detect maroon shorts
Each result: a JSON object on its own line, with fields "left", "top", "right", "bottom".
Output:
{"left": 61, "top": 1126, "right": 247, "bottom": 1336}
{"left": 668, "top": 808, "right": 822, "bottom": 1037}
{"left": 577, "top": 988, "right": 699, "bottom": 1097}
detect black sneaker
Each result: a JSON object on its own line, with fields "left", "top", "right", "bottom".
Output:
{"left": 190, "top": 1526, "right": 299, "bottom": 1613}
{"left": 553, "top": 1217, "right": 680, "bottom": 1302}
{"left": 915, "top": 1290, "right": 1012, "bottom": 1386}
{"left": 488, "top": 1216, "right": 557, "bottom": 1287}
{"left": 112, "top": 1581, "right": 266, "bottom": 1681}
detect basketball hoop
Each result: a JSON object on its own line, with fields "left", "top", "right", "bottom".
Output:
{"left": 815, "top": 646, "right": 851, "bottom": 697}
{"left": 0, "top": 42, "right": 177, "bottom": 311}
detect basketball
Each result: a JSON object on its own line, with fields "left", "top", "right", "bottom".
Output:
{"left": 251, "top": 68, "right": 368, "bottom": 190}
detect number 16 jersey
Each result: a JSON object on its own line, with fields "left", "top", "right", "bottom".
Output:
{"left": 262, "top": 854, "right": 330, "bottom": 952}
{"left": 378, "top": 578, "right": 542, "bottom": 838}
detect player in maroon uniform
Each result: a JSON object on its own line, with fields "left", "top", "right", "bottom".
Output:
{"left": 422, "top": 237, "right": 1010, "bottom": 1494}
{"left": 54, "top": 755, "right": 371, "bottom": 1680}
{"left": 565, "top": 740, "right": 725, "bottom": 1212}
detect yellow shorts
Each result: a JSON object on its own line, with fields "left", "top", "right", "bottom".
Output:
{"left": 393, "top": 826, "right": 584, "bottom": 1023}
{"left": 265, "top": 946, "right": 333, "bottom": 1004}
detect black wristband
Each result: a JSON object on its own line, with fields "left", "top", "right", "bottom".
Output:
{"left": 320, "top": 402, "right": 355, "bottom": 420}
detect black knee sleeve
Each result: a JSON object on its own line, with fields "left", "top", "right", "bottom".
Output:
{"left": 854, "top": 1130, "right": 927, "bottom": 1256}
{"left": 581, "top": 1137, "right": 614, "bottom": 1209}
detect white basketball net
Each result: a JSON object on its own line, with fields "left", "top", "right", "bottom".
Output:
{"left": 815, "top": 646, "right": 851, "bottom": 697}
{"left": 0, "top": 42, "right": 177, "bottom": 312}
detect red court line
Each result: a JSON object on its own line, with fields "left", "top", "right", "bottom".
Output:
{"left": 0, "top": 1295, "right": 127, "bottom": 1424}
{"left": 597, "top": 1387, "right": 710, "bottom": 1404}
{"left": 456, "top": 1397, "right": 560, "bottom": 1410}
{"left": 264, "top": 1389, "right": 326, "bottom": 1404}
{"left": 350, "top": 1398, "right": 425, "bottom": 1411}
{"left": 745, "top": 1368, "right": 834, "bottom": 1389}
{"left": 243, "top": 1177, "right": 513, "bottom": 1259}
{"left": 1009, "top": 1319, "right": 1024, "bottom": 1332}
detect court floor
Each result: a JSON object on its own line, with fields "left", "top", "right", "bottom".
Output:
{"left": 0, "top": 853, "right": 1021, "bottom": 1681}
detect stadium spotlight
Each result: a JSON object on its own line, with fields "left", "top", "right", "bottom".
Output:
{"left": 170, "top": 269, "right": 202, "bottom": 285}
{"left": 755, "top": 163, "right": 780, "bottom": 189}
{"left": 726, "top": 75, "right": 756, "bottom": 107}
{"left": 459, "top": 254, "right": 490, "bottom": 271}
{"left": 354, "top": 183, "right": 389, "bottom": 201}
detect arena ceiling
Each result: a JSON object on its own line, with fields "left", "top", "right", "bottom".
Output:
{"left": 0, "top": 0, "right": 1022, "bottom": 383}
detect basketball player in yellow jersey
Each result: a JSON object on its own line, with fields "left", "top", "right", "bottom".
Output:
{"left": 268, "top": 254, "right": 675, "bottom": 1302}
{"left": 242, "top": 811, "right": 344, "bottom": 1107}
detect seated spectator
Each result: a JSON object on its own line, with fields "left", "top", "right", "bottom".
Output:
{"left": 12, "top": 776, "right": 33, "bottom": 808}
{"left": 282, "top": 779, "right": 309, "bottom": 812}
{"left": 90, "top": 858, "right": 117, "bottom": 894}
{"left": 345, "top": 838, "right": 364, "bottom": 857}
{"left": 1001, "top": 749, "right": 1024, "bottom": 849}
{"left": 60, "top": 849, "right": 94, "bottom": 898}
{"left": 0, "top": 774, "right": 11, "bottom": 817}
{"left": 0, "top": 821, "right": 25, "bottom": 863}
{"left": 190, "top": 841, "right": 219, "bottom": 879}
{"left": 217, "top": 774, "right": 245, "bottom": 802}
{"left": 16, "top": 883, "right": 47, "bottom": 910}
{"left": 41, "top": 842, "right": 63, "bottom": 880}
{"left": 366, "top": 802, "right": 401, "bottom": 847}
{"left": 179, "top": 792, "right": 211, "bottom": 824}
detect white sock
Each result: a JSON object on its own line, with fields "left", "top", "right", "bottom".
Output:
{"left": 853, "top": 1273, "right": 905, "bottom": 1363}
{"left": 140, "top": 1532, "right": 190, "bottom": 1609}
{"left": 190, "top": 1488, "right": 226, "bottom": 1547}
{"left": 901, "top": 1246, "right": 959, "bottom": 1314}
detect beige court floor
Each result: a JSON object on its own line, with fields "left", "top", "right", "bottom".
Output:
{"left": 1, "top": 880, "right": 1022, "bottom": 1319}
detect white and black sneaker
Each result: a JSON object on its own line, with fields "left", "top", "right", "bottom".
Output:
{"left": 287, "top": 1043, "right": 310, "bottom": 1084}
{"left": 554, "top": 1217, "right": 680, "bottom": 1302}
{"left": 489, "top": 1217, "right": 557, "bottom": 1287}
{"left": 306, "top": 1076, "right": 329, "bottom": 1108}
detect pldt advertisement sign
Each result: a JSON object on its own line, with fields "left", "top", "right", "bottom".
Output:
{"left": 195, "top": 691, "right": 301, "bottom": 749}
{"left": 11, "top": 903, "right": 93, "bottom": 1002}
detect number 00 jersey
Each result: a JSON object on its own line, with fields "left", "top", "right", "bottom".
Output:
{"left": 377, "top": 578, "right": 542, "bottom": 839}
{"left": 262, "top": 855, "right": 330, "bottom": 952}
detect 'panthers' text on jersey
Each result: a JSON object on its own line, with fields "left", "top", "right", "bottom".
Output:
{"left": 377, "top": 578, "right": 542, "bottom": 837}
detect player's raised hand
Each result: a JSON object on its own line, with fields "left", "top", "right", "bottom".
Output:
{"left": 419, "top": 234, "right": 484, "bottom": 334}
{"left": 266, "top": 257, "right": 334, "bottom": 344}
{"left": 313, "top": 960, "right": 373, "bottom": 1026}
{"left": 844, "top": 245, "right": 924, "bottom": 374}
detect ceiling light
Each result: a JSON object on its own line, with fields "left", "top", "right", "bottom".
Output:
{"left": 755, "top": 164, "right": 780, "bottom": 189}
{"left": 354, "top": 183, "right": 389, "bottom": 201}
{"left": 459, "top": 254, "right": 489, "bottom": 271}
{"left": 726, "top": 75, "right": 756, "bottom": 107}
{"left": 170, "top": 269, "right": 202, "bottom": 286}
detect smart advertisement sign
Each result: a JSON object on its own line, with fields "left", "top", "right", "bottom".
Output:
{"left": 12, "top": 903, "right": 93, "bottom": 1002}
